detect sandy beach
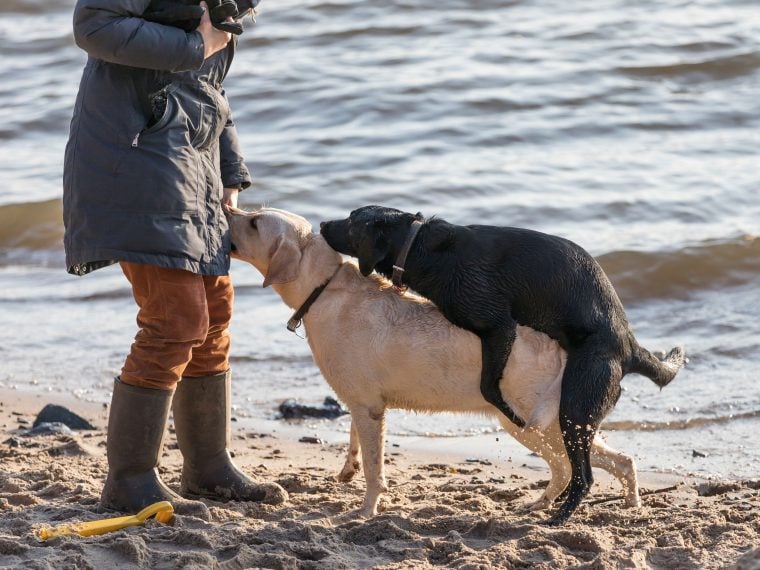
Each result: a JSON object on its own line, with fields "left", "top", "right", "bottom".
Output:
{"left": 0, "top": 386, "right": 757, "bottom": 569}
{"left": 1, "top": 0, "right": 758, "bottom": 567}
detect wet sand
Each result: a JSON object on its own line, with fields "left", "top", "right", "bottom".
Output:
{"left": 0, "top": 386, "right": 758, "bottom": 569}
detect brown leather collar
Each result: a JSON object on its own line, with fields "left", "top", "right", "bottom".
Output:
{"left": 391, "top": 219, "right": 423, "bottom": 292}
{"left": 287, "top": 264, "right": 343, "bottom": 333}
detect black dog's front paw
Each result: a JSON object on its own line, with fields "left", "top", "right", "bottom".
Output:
{"left": 540, "top": 512, "right": 570, "bottom": 527}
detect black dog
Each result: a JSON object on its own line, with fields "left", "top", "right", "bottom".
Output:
{"left": 321, "top": 205, "right": 685, "bottom": 524}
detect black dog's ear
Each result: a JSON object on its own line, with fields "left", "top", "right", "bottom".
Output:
{"left": 356, "top": 233, "right": 390, "bottom": 277}
{"left": 425, "top": 223, "right": 455, "bottom": 252}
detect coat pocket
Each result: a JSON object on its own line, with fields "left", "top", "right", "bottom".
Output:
{"left": 110, "top": 93, "right": 203, "bottom": 215}
{"left": 144, "top": 84, "right": 177, "bottom": 134}
{"left": 191, "top": 83, "right": 230, "bottom": 150}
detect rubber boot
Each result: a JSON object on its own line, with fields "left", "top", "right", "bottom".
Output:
{"left": 100, "top": 379, "right": 209, "bottom": 519}
{"left": 172, "top": 371, "right": 287, "bottom": 504}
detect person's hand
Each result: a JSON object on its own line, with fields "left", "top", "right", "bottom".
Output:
{"left": 222, "top": 187, "right": 239, "bottom": 209}
{"left": 197, "top": 1, "right": 232, "bottom": 59}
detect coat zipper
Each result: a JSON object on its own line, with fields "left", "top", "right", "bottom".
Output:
{"left": 131, "top": 132, "right": 140, "bottom": 148}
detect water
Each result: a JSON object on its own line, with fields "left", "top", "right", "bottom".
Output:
{"left": 0, "top": 0, "right": 758, "bottom": 480}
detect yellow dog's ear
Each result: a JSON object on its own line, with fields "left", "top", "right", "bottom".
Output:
{"left": 263, "top": 235, "right": 302, "bottom": 287}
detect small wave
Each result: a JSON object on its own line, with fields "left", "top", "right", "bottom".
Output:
{"left": 3, "top": 201, "right": 759, "bottom": 304}
{"left": 229, "top": 354, "right": 314, "bottom": 365}
{"left": 599, "top": 235, "right": 760, "bottom": 301}
{"left": 0, "top": 199, "right": 62, "bottom": 252}
{"left": 602, "top": 409, "right": 760, "bottom": 431}
{"left": 0, "top": 288, "right": 132, "bottom": 304}
{"left": 619, "top": 51, "right": 760, "bottom": 81}
{"left": 73, "top": 289, "right": 132, "bottom": 302}
{"left": 1, "top": 0, "right": 71, "bottom": 15}
{"left": 310, "top": 24, "right": 425, "bottom": 43}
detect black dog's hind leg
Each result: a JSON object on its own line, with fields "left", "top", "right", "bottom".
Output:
{"left": 545, "top": 351, "right": 621, "bottom": 525}
{"left": 480, "top": 327, "right": 525, "bottom": 428}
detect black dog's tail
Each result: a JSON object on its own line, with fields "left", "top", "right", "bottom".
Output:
{"left": 628, "top": 343, "right": 686, "bottom": 388}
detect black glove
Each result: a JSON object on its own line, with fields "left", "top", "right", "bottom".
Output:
{"left": 143, "top": 0, "right": 260, "bottom": 36}
{"left": 208, "top": 0, "right": 243, "bottom": 35}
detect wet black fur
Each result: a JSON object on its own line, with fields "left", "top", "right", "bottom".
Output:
{"left": 321, "top": 205, "right": 684, "bottom": 525}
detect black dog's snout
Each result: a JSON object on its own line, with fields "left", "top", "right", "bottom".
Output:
{"left": 320, "top": 218, "right": 356, "bottom": 256}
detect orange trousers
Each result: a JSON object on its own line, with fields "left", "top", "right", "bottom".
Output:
{"left": 119, "top": 262, "right": 233, "bottom": 390}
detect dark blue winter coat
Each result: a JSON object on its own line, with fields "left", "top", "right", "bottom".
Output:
{"left": 63, "top": 0, "right": 252, "bottom": 276}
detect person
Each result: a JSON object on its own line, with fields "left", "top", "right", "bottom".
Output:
{"left": 63, "top": 0, "right": 286, "bottom": 513}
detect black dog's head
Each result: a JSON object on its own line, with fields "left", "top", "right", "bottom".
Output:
{"left": 320, "top": 205, "right": 426, "bottom": 277}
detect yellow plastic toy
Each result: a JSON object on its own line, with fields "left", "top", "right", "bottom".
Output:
{"left": 36, "top": 501, "right": 174, "bottom": 540}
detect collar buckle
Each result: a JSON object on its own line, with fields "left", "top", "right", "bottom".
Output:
{"left": 286, "top": 316, "right": 302, "bottom": 333}
{"left": 285, "top": 264, "right": 343, "bottom": 335}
